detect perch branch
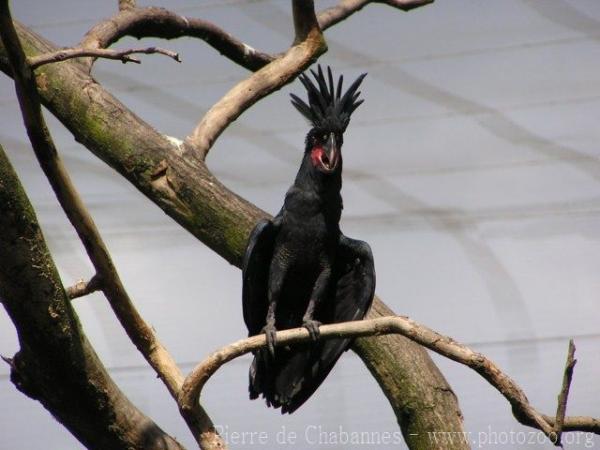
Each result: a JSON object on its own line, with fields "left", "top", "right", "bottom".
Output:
{"left": 28, "top": 46, "right": 180, "bottom": 69}
{"left": 185, "top": 0, "right": 326, "bottom": 161}
{"left": 66, "top": 274, "right": 102, "bottom": 299}
{"left": 180, "top": 316, "right": 600, "bottom": 444}
{"left": 0, "top": 5, "right": 223, "bottom": 449}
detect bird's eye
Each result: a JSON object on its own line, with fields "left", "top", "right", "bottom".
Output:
{"left": 322, "top": 133, "right": 328, "bottom": 141}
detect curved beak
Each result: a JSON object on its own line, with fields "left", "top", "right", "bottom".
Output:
{"left": 322, "top": 132, "right": 339, "bottom": 172}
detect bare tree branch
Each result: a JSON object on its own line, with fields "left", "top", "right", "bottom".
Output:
{"left": 317, "top": 0, "right": 372, "bottom": 30}
{"left": 552, "top": 339, "right": 577, "bottom": 445}
{"left": 544, "top": 415, "right": 600, "bottom": 434}
{"left": 0, "top": 4, "right": 222, "bottom": 449}
{"left": 317, "top": 0, "right": 434, "bottom": 32}
{"left": 186, "top": 0, "right": 326, "bottom": 160}
{"left": 1, "top": 0, "right": 181, "bottom": 400}
{"left": 86, "top": 0, "right": 432, "bottom": 161}
{"left": 0, "top": 144, "right": 185, "bottom": 450}
{"left": 180, "top": 316, "right": 600, "bottom": 443}
{"left": 78, "top": 1, "right": 433, "bottom": 75}
{"left": 66, "top": 274, "right": 102, "bottom": 299}
{"left": 79, "top": 7, "right": 274, "bottom": 73}
{"left": 28, "top": 46, "right": 180, "bottom": 69}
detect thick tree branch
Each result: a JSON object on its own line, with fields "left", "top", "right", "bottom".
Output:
{"left": 1, "top": 0, "right": 181, "bottom": 399}
{"left": 28, "top": 46, "right": 180, "bottom": 69}
{"left": 180, "top": 317, "right": 600, "bottom": 443}
{"left": 0, "top": 6, "right": 221, "bottom": 449}
{"left": 186, "top": 0, "right": 326, "bottom": 160}
{"left": 0, "top": 140, "right": 185, "bottom": 450}
{"left": 0, "top": 22, "right": 467, "bottom": 450}
{"left": 354, "top": 298, "right": 465, "bottom": 447}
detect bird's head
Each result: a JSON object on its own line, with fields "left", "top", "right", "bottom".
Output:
{"left": 290, "top": 65, "right": 366, "bottom": 175}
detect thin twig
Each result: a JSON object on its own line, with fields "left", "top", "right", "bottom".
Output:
{"left": 553, "top": 339, "right": 577, "bottom": 446}
{"left": 0, "top": 4, "right": 223, "bottom": 449}
{"left": 179, "top": 317, "right": 599, "bottom": 444}
{"left": 66, "top": 274, "right": 102, "bottom": 299}
{"left": 28, "top": 46, "right": 180, "bottom": 69}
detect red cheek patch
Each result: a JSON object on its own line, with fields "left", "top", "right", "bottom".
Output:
{"left": 311, "top": 147, "right": 324, "bottom": 167}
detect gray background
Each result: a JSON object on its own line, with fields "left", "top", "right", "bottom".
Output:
{"left": 1, "top": 1, "right": 599, "bottom": 449}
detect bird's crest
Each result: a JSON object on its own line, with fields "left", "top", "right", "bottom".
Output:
{"left": 290, "top": 65, "right": 366, "bottom": 133}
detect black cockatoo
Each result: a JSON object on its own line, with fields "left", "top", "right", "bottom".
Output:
{"left": 242, "top": 65, "right": 375, "bottom": 413}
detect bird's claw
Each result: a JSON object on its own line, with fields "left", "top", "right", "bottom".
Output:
{"left": 302, "top": 319, "right": 322, "bottom": 341}
{"left": 261, "top": 323, "right": 277, "bottom": 357}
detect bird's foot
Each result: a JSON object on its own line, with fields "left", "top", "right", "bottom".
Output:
{"left": 261, "top": 322, "right": 277, "bottom": 357}
{"left": 302, "top": 318, "right": 322, "bottom": 341}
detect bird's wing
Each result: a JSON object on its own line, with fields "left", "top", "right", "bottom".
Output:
{"left": 242, "top": 218, "right": 278, "bottom": 336}
{"left": 330, "top": 234, "right": 376, "bottom": 324}
{"left": 277, "top": 234, "right": 375, "bottom": 413}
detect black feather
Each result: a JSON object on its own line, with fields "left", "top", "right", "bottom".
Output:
{"left": 290, "top": 65, "right": 367, "bottom": 132}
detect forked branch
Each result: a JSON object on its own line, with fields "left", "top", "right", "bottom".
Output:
{"left": 186, "top": 0, "right": 326, "bottom": 160}
{"left": 179, "top": 316, "right": 599, "bottom": 446}
{"left": 74, "top": 0, "right": 433, "bottom": 163}
{"left": 79, "top": 1, "right": 433, "bottom": 74}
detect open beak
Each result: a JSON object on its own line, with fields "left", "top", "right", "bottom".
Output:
{"left": 320, "top": 132, "right": 339, "bottom": 172}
